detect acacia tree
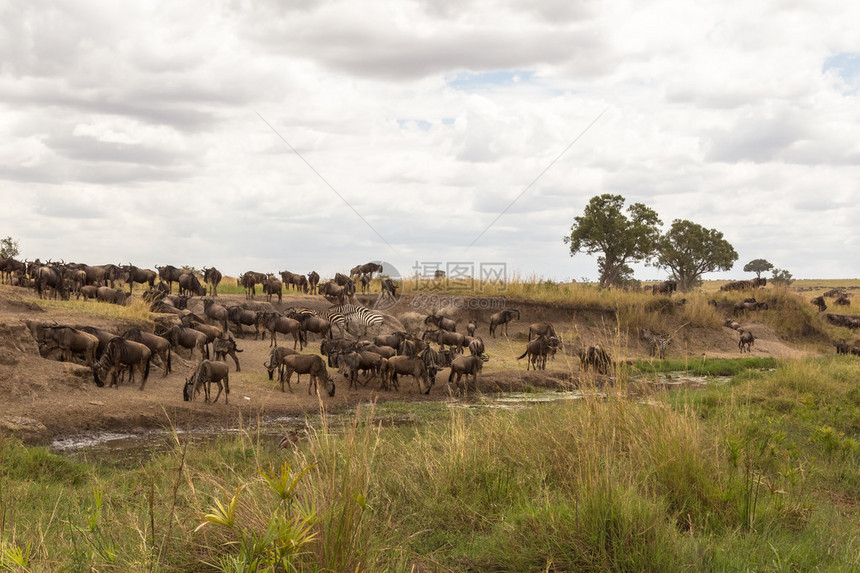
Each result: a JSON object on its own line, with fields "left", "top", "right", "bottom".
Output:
{"left": 743, "top": 258, "right": 774, "bottom": 279}
{"left": 564, "top": 194, "right": 662, "bottom": 288}
{"left": 654, "top": 219, "right": 738, "bottom": 291}
{"left": 0, "top": 236, "right": 19, "bottom": 259}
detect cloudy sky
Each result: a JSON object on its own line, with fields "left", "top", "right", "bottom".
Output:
{"left": 1, "top": 0, "right": 858, "bottom": 283}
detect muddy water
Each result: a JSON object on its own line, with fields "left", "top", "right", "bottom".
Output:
{"left": 51, "top": 373, "right": 727, "bottom": 464}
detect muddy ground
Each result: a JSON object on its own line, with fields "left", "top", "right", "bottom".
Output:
{"left": 0, "top": 286, "right": 818, "bottom": 445}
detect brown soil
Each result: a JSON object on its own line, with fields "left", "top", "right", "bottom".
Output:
{"left": 0, "top": 287, "right": 821, "bottom": 445}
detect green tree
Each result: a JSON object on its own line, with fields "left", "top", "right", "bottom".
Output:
{"left": 0, "top": 236, "right": 20, "bottom": 259}
{"left": 564, "top": 194, "right": 662, "bottom": 288}
{"left": 654, "top": 219, "right": 738, "bottom": 292}
{"left": 743, "top": 258, "right": 774, "bottom": 279}
{"left": 771, "top": 268, "right": 793, "bottom": 286}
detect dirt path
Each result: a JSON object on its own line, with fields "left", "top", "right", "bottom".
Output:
{"left": 0, "top": 287, "right": 822, "bottom": 445}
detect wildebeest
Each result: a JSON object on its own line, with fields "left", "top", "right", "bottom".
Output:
{"left": 528, "top": 322, "right": 557, "bottom": 341}
{"left": 264, "top": 346, "right": 301, "bottom": 385}
{"left": 383, "top": 355, "right": 431, "bottom": 394}
{"left": 738, "top": 330, "right": 755, "bottom": 353}
{"left": 259, "top": 312, "right": 304, "bottom": 349}
{"left": 78, "top": 326, "right": 118, "bottom": 359}
{"left": 720, "top": 278, "right": 767, "bottom": 292}
{"left": 92, "top": 338, "right": 152, "bottom": 390}
{"left": 213, "top": 336, "right": 242, "bottom": 371}
{"left": 263, "top": 276, "right": 283, "bottom": 303}
{"left": 825, "top": 313, "right": 860, "bottom": 329}
{"left": 425, "top": 314, "right": 456, "bottom": 332}
{"left": 350, "top": 262, "right": 384, "bottom": 278}
{"left": 488, "top": 308, "right": 520, "bottom": 337}
{"left": 422, "top": 329, "right": 467, "bottom": 352}
{"left": 651, "top": 280, "right": 677, "bottom": 295}
{"left": 466, "top": 319, "right": 478, "bottom": 337}
{"left": 281, "top": 354, "right": 335, "bottom": 396}
{"left": 307, "top": 271, "right": 320, "bottom": 295}
{"left": 468, "top": 337, "right": 488, "bottom": 360}
{"left": 517, "top": 335, "right": 559, "bottom": 370}
{"left": 203, "top": 267, "right": 223, "bottom": 297}
{"left": 811, "top": 296, "right": 827, "bottom": 312}
{"left": 834, "top": 295, "right": 851, "bottom": 307}
{"left": 733, "top": 299, "right": 769, "bottom": 314}
{"left": 297, "top": 315, "right": 331, "bottom": 341}
{"left": 156, "top": 265, "right": 183, "bottom": 293}
{"left": 203, "top": 298, "right": 230, "bottom": 334}
{"left": 96, "top": 286, "right": 128, "bottom": 305}
{"left": 374, "top": 331, "right": 408, "bottom": 350}
{"left": 241, "top": 271, "right": 267, "bottom": 299}
{"left": 123, "top": 264, "right": 157, "bottom": 294}
{"left": 159, "top": 325, "right": 209, "bottom": 360}
{"left": 578, "top": 346, "right": 612, "bottom": 374}
{"left": 280, "top": 270, "right": 308, "bottom": 293}
{"left": 226, "top": 306, "right": 259, "bottom": 339}
{"left": 420, "top": 345, "right": 453, "bottom": 386}
{"left": 835, "top": 339, "right": 850, "bottom": 355}
{"left": 357, "top": 342, "right": 397, "bottom": 359}
{"left": 178, "top": 273, "right": 206, "bottom": 297}
{"left": 77, "top": 285, "right": 99, "bottom": 300}
{"left": 336, "top": 350, "right": 384, "bottom": 389}
{"left": 183, "top": 360, "right": 230, "bottom": 404}
{"left": 448, "top": 355, "right": 484, "bottom": 394}
{"left": 34, "top": 264, "right": 69, "bottom": 300}
{"left": 319, "top": 281, "right": 346, "bottom": 305}
{"left": 320, "top": 338, "right": 360, "bottom": 367}
{"left": 42, "top": 325, "right": 99, "bottom": 366}
{"left": 122, "top": 327, "right": 171, "bottom": 377}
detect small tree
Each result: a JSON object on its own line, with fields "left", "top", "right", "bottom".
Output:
{"left": 653, "top": 219, "right": 738, "bottom": 292}
{"left": 771, "top": 268, "right": 793, "bottom": 286}
{"left": 743, "top": 258, "right": 774, "bottom": 279}
{"left": 564, "top": 194, "right": 662, "bottom": 288}
{"left": 0, "top": 236, "right": 20, "bottom": 259}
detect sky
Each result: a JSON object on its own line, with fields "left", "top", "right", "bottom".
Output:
{"left": 1, "top": 0, "right": 858, "bottom": 283}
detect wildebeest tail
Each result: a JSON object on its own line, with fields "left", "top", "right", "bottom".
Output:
{"left": 93, "top": 368, "right": 104, "bottom": 387}
{"left": 166, "top": 347, "right": 172, "bottom": 373}
{"left": 144, "top": 355, "right": 151, "bottom": 381}
{"left": 516, "top": 350, "right": 528, "bottom": 360}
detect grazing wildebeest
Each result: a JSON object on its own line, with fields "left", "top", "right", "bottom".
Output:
{"left": 122, "top": 327, "right": 171, "bottom": 377}
{"left": 203, "top": 267, "right": 223, "bottom": 297}
{"left": 178, "top": 273, "right": 206, "bottom": 297}
{"left": 213, "top": 336, "right": 242, "bottom": 371}
{"left": 281, "top": 354, "right": 335, "bottom": 396}
{"left": 264, "top": 346, "right": 301, "bottom": 385}
{"left": 488, "top": 308, "right": 520, "bottom": 337}
{"left": 42, "top": 325, "right": 99, "bottom": 366}
{"left": 578, "top": 346, "right": 612, "bottom": 374}
{"left": 733, "top": 299, "right": 769, "bottom": 314}
{"left": 811, "top": 296, "right": 827, "bottom": 312}
{"left": 825, "top": 313, "right": 860, "bottom": 329}
{"left": 350, "top": 262, "right": 384, "bottom": 278}
{"left": 320, "top": 338, "right": 360, "bottom": 367}
{"left": 834, "top": 295, "right": 851, "bottom": 306}
{"left": 422, "top": 329, "right": 467, "bottom": 353}
{"left": 263, "top": 276, "right": 283, "bottom": 304}
{"left": 183, "top": 360, "right": 230, "bottom": 404}
{"left": 307, "top": 271, "right": 320, "bottom": 295}
{"left": 226, "top": 306, "right": 259, "bottom": 339}
{"left": 528, "top": 322, "right": 557, "bottom": 341}
{"left": 466, "top": 319, "right": 478, "bottom": 337}
{"left": 380, "top": 277, "right": 398, "bottom": 300}
{"left": 651, "top": 280, "right": 677, "bottom": 295}
{"left": 336, "top": 350, "right": 384, "bottom": 389}
{"left": 835, "top": 339, "right": 850, "bottom": 355}
{"left": 383, "top": 355, "right": 431, "bottom": 394}
{"left": 123, "top": 264, "right": 157, "bottom": 294}
{"left": 78, "top": 326, "right": 118, "bottom": 359}
{"left": 319, "top": 281, "right": 346, "bottom": 304}
{"left": 96, "top": 286, "right": 128, "bottom": 305}
{"left": 425, "top": 314, "right": 456, "bottom": 332}
{"left": 156, "top": 265, "right": 183, "bottom": 293}
{"left": 78, "top": 285, "right": 99, "bottom": 300}
{"left": 738, "top": 330, "right": 755, "bottom": 353}
{"left": 517, "top": 335, "right": 559, "bottom": 370}
{"left": 203, "top": 298, "right": 230, "bottom": 334}
{"left": 448, "top": 355, "right": 484, "bottom": 394}
{"left": 259, "top": 312, "right": 304, "bottom": 349}
{"left": 159, "top": 325, "right": 209, "bottom": 360}
{"left": 92, "top": 338, "right": 152, "bottom": 390}
{"left": 34, "top": 264, "right": 68, "bottom": 300}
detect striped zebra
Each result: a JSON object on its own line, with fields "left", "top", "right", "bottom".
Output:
{"left": 288, "top": 307, "right": 348, "bottom": 338}
{"left": 329, "top": 304, "right": 384, "bottom": 336}
{"left": 642, "top": 328, "right": 670, "bottom": 359}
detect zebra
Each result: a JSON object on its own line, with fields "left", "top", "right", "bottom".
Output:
{"left": 287, "top": 307, "right": 348, "bottom": 338}
{"left": 329, "top": 304, "right": 384, "bottom": 336}
{"left": 642, "top": 329, "right": 671, "bottom": 359}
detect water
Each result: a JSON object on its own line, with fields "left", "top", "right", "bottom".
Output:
{"left": 51, "top": 371, "right": 726, "bottom": 462}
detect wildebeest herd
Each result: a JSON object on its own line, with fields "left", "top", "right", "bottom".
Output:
{"left": 7, "top": 254, "right": 859, "bottom": 406}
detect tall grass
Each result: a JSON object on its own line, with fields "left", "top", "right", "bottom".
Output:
{"left": 30, "top": 296, "right": 154, "bottom": 324}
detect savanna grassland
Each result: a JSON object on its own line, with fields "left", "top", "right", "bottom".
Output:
{"left": 0, "top": 277, "right": 858, "bottom": 571}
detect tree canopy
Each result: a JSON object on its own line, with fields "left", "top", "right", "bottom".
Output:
{"left": 0, "top": 236, "right": 19, "bottom": 259}
{"left": 743, "top": 258, "right": 774, "bottom": 279}
{"left": 564, "top": 194, "right": 662, "bottom": 288}
{"left": 653, "top": 219, "right": 738, "bottom": 291}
